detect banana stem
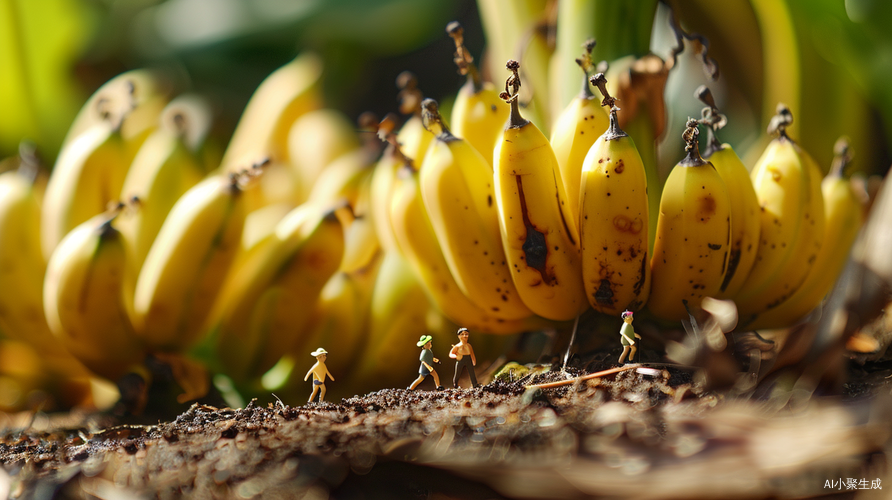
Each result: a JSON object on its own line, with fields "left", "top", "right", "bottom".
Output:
{"left": 501, "top": 60, "right": 530, "bottom": 129}
{"left": 396, "top": 71, "right": 423, "bottom": 117}
{"left": 420, "top": 99, "right": 457, "bottom": 142}
{"left": 829, "top": 137, "right": 853, "bottom": 178}
{"left": 575, "top": 39, "right": 597, "bottom": 99}
{"left": 680, "top": 119, "right": 707, "bottom": 167}
{"left": 446, "top": 21, "right": 483, "bottom": 93}
{"left": 695, "top": 85, "right": 726, "bottom": 157}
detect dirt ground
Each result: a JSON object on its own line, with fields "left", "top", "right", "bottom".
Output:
{"left": 1, "top": 341, "right": 890, "bottom": 500}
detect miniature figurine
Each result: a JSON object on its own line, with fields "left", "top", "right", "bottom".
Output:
{"left": 408, "top": 335, "right": 444, "bottom": 390}
{"left": 618, "top": 310, "right": 642, "bottom": 364}
{"left": 449, "top": 327, "right": 479, "bottom": 388}
{"left": 304, "top": 348, "right": 334, "bottom": 402}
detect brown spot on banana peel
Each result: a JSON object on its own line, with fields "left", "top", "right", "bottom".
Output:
{"left": 613, "top": 215, "right": 644, "bottom": 234}
{"left": 553, "top": 170, "right": 576, "bottom": 246}
{"left": 516, "top": 175, "right": 553, "bottom": 285}
{"left": 632, "top": 251, "right": 647, "bottom": 299}
{"left": 720, "top": 247, "right": 741, "bottom": 292}
{"left": 698, "top": 195, "right": 716, "bottom": 221}
{"left": 594, "top": 279, "right": 615, "bottom": 306}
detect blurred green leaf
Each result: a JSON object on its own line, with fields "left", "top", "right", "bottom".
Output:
{"left": 0, "top": 0, "right": 96, "bottom": 160}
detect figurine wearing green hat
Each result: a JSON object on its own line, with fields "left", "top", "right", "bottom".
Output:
{"left": 408, "top": 335, "right": 443, "bottom": 390}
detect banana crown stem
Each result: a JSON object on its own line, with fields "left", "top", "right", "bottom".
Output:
{"left": 420, "top": 98, "right": 458, "bottom": 142}
{"left": 377, "top": 115, "right": 416, "bottom": 170}
{"left": 446, "top": 21, "right": 483, "bottom": 93}
{"left": 767, "top": 103, "right": 794, "bottom": 141}
{"left": 695, "top": 85, "right": 726, "bottom": 157}
{"left": 499, "top": 60, "right": 529, "bottom": 129}
{"left": 575, "top": 39, "right": 597, "bottom": 99}
{"left": 829, "top": 137, "right": 853, "bottom": 178}
{"left": 679, "top": 119, "right": 708, "bottom": 167}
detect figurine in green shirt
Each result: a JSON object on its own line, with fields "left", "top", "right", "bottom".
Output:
{"left": 618, "top": 310, "right": 642, "bottom": 364}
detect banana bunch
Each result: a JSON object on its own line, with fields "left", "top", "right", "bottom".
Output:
{"left": 1, "top": 4, "right": 882, "bottom": 408}
{"left": 733, "top": 105, "right": 825, "bottom": 325}
{"left": 648, "top": 119, "right": 731, "bottom": 321}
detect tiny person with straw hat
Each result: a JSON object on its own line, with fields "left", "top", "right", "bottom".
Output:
{"left": 408, "top": 335, "right": 443, "bottom": 391}
{"left": 304, "top": 348, "right": 334, "bottom": 403}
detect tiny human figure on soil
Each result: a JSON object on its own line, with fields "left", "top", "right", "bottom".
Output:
{"left": 409, "top": 335, "right": 444, "bottom": 390}
{"left": 449, "top": 327, "right": 479, "bottom": 388}
{"left": 618, "top": 310, "right": 642, "bottom": 365}
{"left": 304, "top": 348, "right": 334, "bottom": 403}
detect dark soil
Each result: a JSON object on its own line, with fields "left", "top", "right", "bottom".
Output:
{"left": 1, "top": 352, "right": 889, "bottom": 500}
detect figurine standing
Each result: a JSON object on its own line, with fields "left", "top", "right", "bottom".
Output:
{"left": 304, "top": 348, "right": 334, "bottom": 403}
{"left": 618, "top": 311, "right": 642, "bottom": 364}
{"left": 449, "top": 327, "right": 479, "bottom": 388}
{"left": 409, "top": 335, "right": 444, "bottom": 390}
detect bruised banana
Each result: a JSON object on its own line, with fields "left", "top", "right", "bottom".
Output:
{"left": 696, "top": 86, "right": 761, "bottom": 299}
{"left": 391, "top": 162, "right": 550, "bottom": 334}
{"left": 550, "top": 41, "right": 609, "bottom": 226}
{"left": 446, "top": 21, "right": 509, "bottom": 165}
{"left": 212, "top": 204, "right": 344, "bottom": 382}
{"left": 43, "top": 210, "right": 145, "bottom": 380}
{"left": 132, "top": 174, "right": 248, "bottom": 352}
{"left": 118, "top": 95, "right": 211, "bottom": 270}
{"left": 735, "top": 105, "right": 824, "bottom": 322}
{"left": 748, "top": 139, "right": 864, "bottom": 329}
{"left": 419, "top": 99, "right": 531, "bottom": 321}
{"left": 493, "top": 61, "right": 587, "bottom": 321}
{"left": 579, "top": 77, "right": 650, "bottom": 314}
{"left": 647, "top": 120, "right": 731, "bottom": 321}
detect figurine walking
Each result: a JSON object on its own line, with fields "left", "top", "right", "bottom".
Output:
{"left": 449, "top": 327, "right": 479, "bottom": 388}
{"left": 304, "top": 348, "right": 334, "bottom": 403}
{"left": 618, "top": 311, "right": 642, "bottom": 364}
{"left": 408, "top": 335, "right": 443, "bottom": 390}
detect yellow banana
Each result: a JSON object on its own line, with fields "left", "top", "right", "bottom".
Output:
{"left": 735, "top": 106, "right": 824, "bottom": 323}
{"left": 63, "top": 69, "right": 172, "bottom": 159}
{"left": 339, "top": 172, "right": 381, "bottom": 273}
{"left": 132, "top": 173, "right": 249, "bottom": 352}
{"left": 368, "top": 114, "right": 417, "bottom": 254}
{"left": 288, "top": 109, "right": 361, "bottom": 202}
{"left": 391, "top": 160, "right": 552, "bottom": 334}
{"left": 695, "top": 87, "right": 761, "bottom": 299}
{"left": 493, "top": 61, "right": 588, "bottom": 321}
{"left": 303, "top": 254, "right": 383, "bottom": 384}
{"left": 550, "top": 42, "right": 609, "bottom": 226}
{"left": 395, "top": 72, "right": 434, "bottom": 164}
{"left": 446, "top": 22, "right": 509, "bottom": 165}
{"left": 0, "top": 169, "right": 65, "bottom": 354}
{"left": 578, "top": 76, "right": 651, "bottom": 314}
{"left": 211, "top": 204, "right": 345, "bottom": 383}
{"left": 41, "top": 118, "right": 130, "bottom": 261}
{"left": 647, "top": 120, "right": 731, "bottom": 321}
{"left": 43, "top": 210, "right": 145, "bottom": 380}
{"left": 118, "top": 95, "right": 211, "bottom": 270}
{"left": 419, "top": 99, "right": 532, "bottom": 321}
{"left": 350, "top": 251, "right": 432, "bottom": 391}
{"left": 748, "top": 139, "right": 864, "bottom": 329}
{"left": 218, "top": 52, "right": 324, "bottom": 208}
